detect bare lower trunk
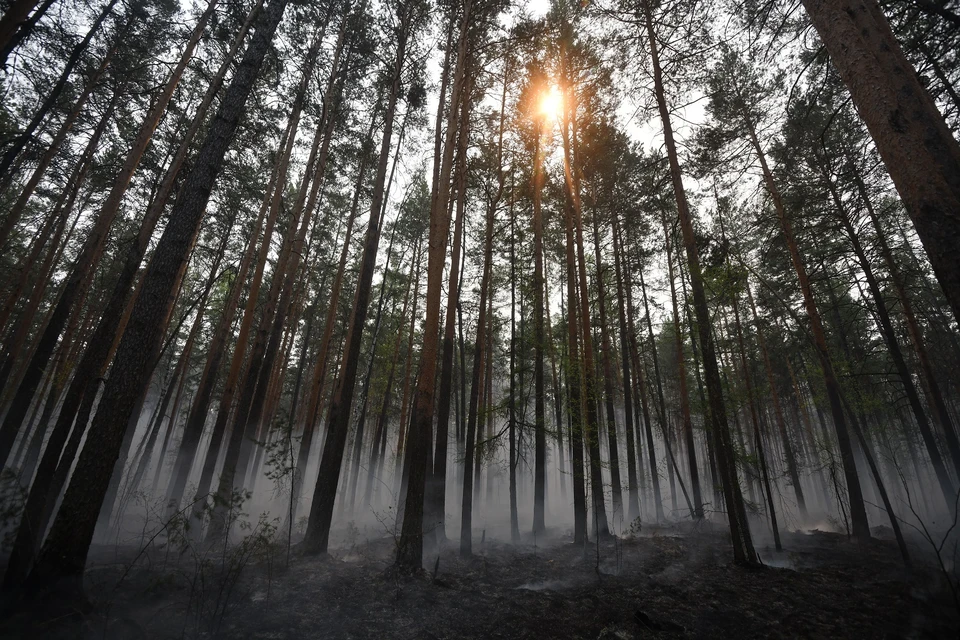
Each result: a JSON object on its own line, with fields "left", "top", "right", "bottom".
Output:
{"left": 460, "top": 181, "right": 495, "bottom": 558}
{"left": 303, "top": 5, "right": 412, "bottom": 556}
{"left": 400, "top": 0, "right": 473, "bottom": 569}
{"left": 611, "top": 214, "right": 640, "bottom": 522}
{"left": 661, "top": 213, "right": 702, "bottom": 520}
{"left": 559, "top": 50, "right": 608, "bottom": 537}
{"left": 636, "top": 266, "right": 666, "bottom": 522}
{"left": 591, "top": 208, "right": 624, "bottom": 523}
{"left": 743, "top": 119, "right": 869, "bottom": 540}
{"left": 643, "top": 0, "right": 755, "bottom": 563}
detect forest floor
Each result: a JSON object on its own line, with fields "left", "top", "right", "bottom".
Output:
{"left": 3, "top": 519, "right": 959, "bottom": 639}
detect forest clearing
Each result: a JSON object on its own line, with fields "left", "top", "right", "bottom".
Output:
{"left": 1, "top": 0, "right": 959, "bottom": 635}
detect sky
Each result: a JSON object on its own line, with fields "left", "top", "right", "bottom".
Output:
{"left": 527, "top": 0, "right": 551, "bottom": 16}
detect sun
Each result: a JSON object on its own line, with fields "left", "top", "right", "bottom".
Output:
{"left": 538, "top": 85, "right": 562, "bottom": 119}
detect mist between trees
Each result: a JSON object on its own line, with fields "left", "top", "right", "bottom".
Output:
{"left": 0, "top": 0, "right": 959, "bottom": 633}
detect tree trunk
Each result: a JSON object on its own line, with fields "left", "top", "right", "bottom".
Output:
{"left": 742, "top": 115, "right": 869, "bottom": 540}
{"left": 509, "top": 183, "right": 520, "bottom": 543}
{"left": 801, "top": 0, "right": 960, "bottom": 323}
{"left": 425, "top": 65, "right": 469, "bottom": 545}
{"left": 676, "top": 251, "right": 721, "bottom": 511}
{"left": 730, "top": 286, "right": 781, "bottom": 550}
{"left": 562, "top": 185, "right": 588, "bottom": 546}
{"left": 636, "top": 266, "right": 666, "bottom": 522}
{"left": 0, "top": 0, "right": 119, "bottom": 192}
{"left": 532, "top": 120, "right": 548, "bottom": 534}
{"left": 459, "top": 179, "right": 495, "bottom": 558}
{"left": 612, "top": 213, "right": 641, "bottom": 522}
{"left": 22, "top": 0, "right": 291, "bottom": 600}
{"left": 643, "top": 0, "right": 756, "bottom": 563}
{"left": 423, "top": 13, "right": 457, "bottom": 541}
{"left": 591, "top": 206, "right": 625, "bottom": 523}
{"left": 302, "top": 3, "right": 412, "bottom": 556}
{"left": 394, "top": 247, "right": 423, "bottom": 499}
{"left": 559, "top": 47, "right": 608, "bottom": 538}
{"left": 544, "top": 254, "right": 567, "bottom": 502}
{"left": 0, "top": 0, "right": 217, "bottom": 468}
{"left": 661, "top": 213, "right": 703, "bottom": 519}
{"left": 398, "top": 0, "right": 472, "bottom": 570}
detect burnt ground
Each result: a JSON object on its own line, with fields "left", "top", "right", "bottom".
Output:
{"left": 2, "top": 521, "right": 958, "bottom": 639}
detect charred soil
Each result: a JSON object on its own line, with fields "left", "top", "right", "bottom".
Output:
{"left": 3, "top": 523, "right": 957, "bottom": 639}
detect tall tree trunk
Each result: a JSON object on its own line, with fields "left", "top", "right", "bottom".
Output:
{"left": 676, "top": 251, "right": 721, "bottom": 511}
{"left": 562, "top": 186, "right": 588, "bottom": 546}
{"left": 423, "top": 13, "right": 457, "bottom": 541}
{"left": 398, "top": 0, "right": 473, "bottom": 570}
{"left": 92, "top": 254, "right": 199, "bottom": 538}
{"left": 302, "top": 2, "right": 412, "bottom": 556}
{"left": 509, "top": 185, "right": 520, "bottom": 543}
{"left": 393, "top": 246, "right": 423, "bottom": 498}
{"left": 730, "top": 287, "right": 781, "bottom": 550}
{"left": 612, "top": 213, "right": 641, "bottom": 522}
{"left": 824, "top": 276, "right": 913, "bottom": 566}
{"left": 112, "top": 232, "right": 227, "bottom": 528}
{"left": 544, "top": 254, "right": 567, "bottom": 502}
{"left": 559, "top": 42, "right": 608, "bottom": 538}
{"left": 661, "top": 213, "right": 703, "bottom": 519}
{"left": 459, "top": 172, "right": 495, "bottom": 558}
{"left": 801, "top": 0, "right": 960, "bottom": 323}
{"left": 591, "top": 208, "right": 625, "bottom": 523}
{"left": 0, "top": 0, "right": 217, "bottom": 467}
{"left": 480, "top": 291, "right": 494, "bottom": 510}
{"left": 532, "top": 118, "right": 548, "bottom": 534}
{"left": 643, "top": 0, "right": 756, "bottom": 563}
{"left": 636, "top": 265, "right": 666, "bottom": 522}
{"left": 425, "top": 60, "right": 469, "bottom": 544}
{"left": 21, "top": 0, "right": 291, "bottom": 600}
{"left": 741, "top": 113, "right": 869, "bottom": 540}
